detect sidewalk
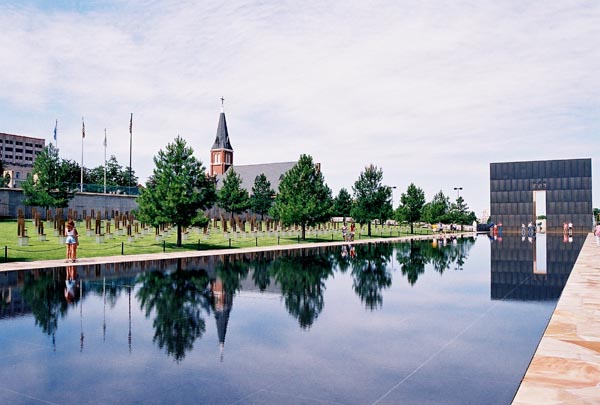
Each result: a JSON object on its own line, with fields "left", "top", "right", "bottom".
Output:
{"left": 0, "top": 232, "right": 464, "bottom": 272}
{"left": 513, "top": 233, "right": 600, "bottom": 404}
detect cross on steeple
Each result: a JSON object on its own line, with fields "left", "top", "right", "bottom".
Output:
{"left": 210, "top": 99, "right": 233, "bottom": 176}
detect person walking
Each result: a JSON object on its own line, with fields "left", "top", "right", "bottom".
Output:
{"left": 65, "top": 219, "right": 79, "bottom": 262}
{"left": 595, "top": 222, "right": 600, "bottom": 247}
{"left": 568, "top": 221, "right": 573, "bottom": 236}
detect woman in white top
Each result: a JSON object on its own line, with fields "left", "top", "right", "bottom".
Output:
{"left": 65, "top": 220, "right": 78, "bottom": 262}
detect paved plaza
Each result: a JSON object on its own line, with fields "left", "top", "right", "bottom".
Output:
{"left": 513, "top": 233, "right": 600, "bottom": 404}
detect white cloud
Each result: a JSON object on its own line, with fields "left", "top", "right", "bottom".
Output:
{"left": 1, "top": 0, "right": 599, "bottom": 214}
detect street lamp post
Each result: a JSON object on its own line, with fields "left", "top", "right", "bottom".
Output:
{"left": 454, "top": 187, "right": 464, "bottom": 231}
{"left": 391, "top": 185, "right": 397, "bottom": 233}
{"left": 453, "top": 187, "right": 463, "bottom": 199}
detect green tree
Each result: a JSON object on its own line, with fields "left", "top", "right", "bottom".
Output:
{"left": 136, "top": 136, "right": 216, "bottom": 246}
{"left": 86, "top": 156, "right": 138, "bottom": 188}
{"left": 218, "top": 168, "right": 250, "bottom": 223}
{"left": 395, "top": 183, "right": 425, "bottom": 234}
{"left": 0, "top": 159, "right": 10, "bottom": 187}
{"left": 250, "top": 173, "right": 275, "bottom": 221}
{"left": 60, "top": 159, "right": 87, "bottom": 189}
{"left": 332, "top": 187, "right": 353, "bottom": 219}
{"left": 22, "top": 144, "right": 72, "bottom": 209}
{"left": 447, "top": 196, "right": 477, "bottom": 226}
{"left": 350, "top": 164, "right": 393, "bottom": 236}
{"left": 421, "top": 190, "right": 450, "bottom": 224}
{"left": 271, "top": 154, "right": 333, "bottom": 240}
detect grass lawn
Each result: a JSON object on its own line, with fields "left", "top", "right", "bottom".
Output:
{"left": 0, "top": 219, "right": 431, "bottom": 263}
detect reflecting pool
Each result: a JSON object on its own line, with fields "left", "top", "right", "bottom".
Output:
{"left": 0, "top": 234, "right": 585, "bottom": 404}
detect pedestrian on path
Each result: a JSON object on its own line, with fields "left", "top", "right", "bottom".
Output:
{"left": 65, "top": 219, "right": 79, "bottom": 262}
{"left": 595, "top": 222, "right": 600, "bottom": 247}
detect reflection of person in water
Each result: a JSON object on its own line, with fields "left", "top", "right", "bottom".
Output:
{"left": 349, "top": 245, "right": 356, "bottom": 258}
{"left": 341, "top": 245, "right": 348, "bottom": 258}
{"left": 64, "top": 266, "right": 78, "bottom": 302}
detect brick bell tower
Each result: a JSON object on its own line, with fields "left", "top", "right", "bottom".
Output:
{"left": 209, "top": 97, "right": 233, "bottom": 176}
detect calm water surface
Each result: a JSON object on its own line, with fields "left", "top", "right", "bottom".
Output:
{"left": 0, "top": 234, "right": 585, "bottom": 404}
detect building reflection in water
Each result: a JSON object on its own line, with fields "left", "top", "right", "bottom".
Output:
{"left": 490, "top": 234, "right": 585, "bottom": 300}
{"left": 211, "top": 278, "right": 232, "bottom": 362}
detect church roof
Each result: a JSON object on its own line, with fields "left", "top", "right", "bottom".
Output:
{"left": 215, "top": 161, "right": 297, "bottom": 193}
{"left": 211, "top": 112, "right": 233, "bottom": 150}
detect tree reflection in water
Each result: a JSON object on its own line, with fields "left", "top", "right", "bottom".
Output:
{"left": 216, "top": 255, "right": 251, "bottom": 295}
{"left": 396, "top": 236, "right": 476, "bottom": 285}
{"left": 270, "top": 251, "right": 334, "bottom": 329}
{"left": 136, "top": 259, "right": 212, "bottom": 362}
{"left": 330, "top": 246, "right": 352, "bottom": 274}
{"left": 16, "top": 238, "right": 476, "bottom": 359}
{"left": 349, "top": 243, "right": 393, "bottom": 310}
{"left": 21, "top": 270, "right": 78, "bottom": 340}
{"left": 85, "top": 276, "right": 134, "bottom": 308}
{"left": 397, "top": 241, "right": 427, "bottom": 285}
{"left": 251, "top": 255, "right": 272, "bottom": 292}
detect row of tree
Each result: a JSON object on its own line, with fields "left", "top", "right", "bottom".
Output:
{"left": 136, "top": 136, "right": 477, "bottom": 246}
{"left": 15, "top": 137, "right": 476, "bottom": 244}
{"left": 19, "top": 144, "right": 137, "bottom": 208}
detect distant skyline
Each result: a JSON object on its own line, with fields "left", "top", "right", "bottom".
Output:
{"left": 1, "top": 0, "right": 599, "bottom": 216}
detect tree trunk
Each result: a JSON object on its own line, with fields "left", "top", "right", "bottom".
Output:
{"left": 302, "top": 223, "right": 306, "bottom": 240}
{"left": 410, "top": 222, "right": 414, "bottom": 234}
{"left": 177, "top": 224, "right": 182, "bottom": 247}
{"left": 368, "top": 221, "right": 371, "bottom": 236}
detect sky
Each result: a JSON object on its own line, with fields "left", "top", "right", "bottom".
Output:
{"left": 1, "top": 0, "right": 599, "bottom": 218}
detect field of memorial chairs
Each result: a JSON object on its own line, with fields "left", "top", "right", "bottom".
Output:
{"left": 0, "top": 217, "right": 431, "bottom": 263}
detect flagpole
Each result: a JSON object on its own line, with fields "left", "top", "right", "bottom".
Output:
{"left": 54, "top": 119, "right": 58, "bottom": 149}
{"left": 80, "top": 117, "right": 85, "bottom": 193}
{"left": 104, "top": 128, "right": 107, "bottom": 194}
{"left": 129, "top": 113, "right": 132, "bottom": 192}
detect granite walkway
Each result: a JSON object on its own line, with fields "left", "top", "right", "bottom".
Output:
{"left": 0, "top": 232, "right": 453, "bottom": 272}
{"left": 513, "top": 233, "right": 600, "bottom": 404}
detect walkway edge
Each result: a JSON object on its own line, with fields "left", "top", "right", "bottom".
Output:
{"left": 512, "top": 233, "right": 600, "bottom": 404}
{"left": 0, "top": 232, "right": 474, "bottom": 272}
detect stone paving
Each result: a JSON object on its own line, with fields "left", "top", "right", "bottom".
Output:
{"left": 513, "top": 233, "right": 600, "bottom": 404}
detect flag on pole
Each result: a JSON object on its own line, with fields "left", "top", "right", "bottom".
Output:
{"left": 82, "top": 117, "right": 86, "bottom": 139}
{"left": 53, "top": 120, "right": 57, "bottom": 141}
{"left": 129, "top": 113, "right": 133, "bottom": 189}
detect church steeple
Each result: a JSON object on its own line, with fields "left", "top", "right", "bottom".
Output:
{"left": 210, "top": 97, "right": 233, "bottom": 176}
